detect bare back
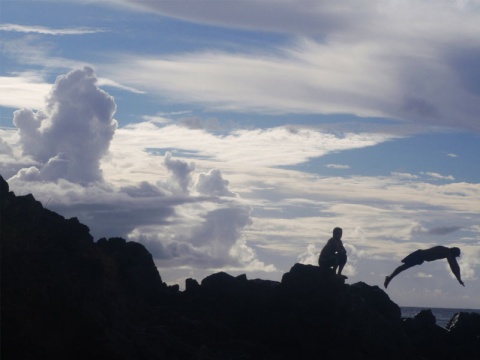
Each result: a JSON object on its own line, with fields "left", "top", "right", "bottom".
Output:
{"left": 422, "top": 246, "right": 450, "bottom": 262}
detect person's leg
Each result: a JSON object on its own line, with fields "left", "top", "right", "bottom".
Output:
{"left": 319, "top": 256, "right": 336, "bottom": 274}
{"left": 337, "top": 252, "right": 347, "bottom": 275}
{"left": 332, "top": 256, "right": 339, "bottom": 273}
{"left": 384, "top": 263, "right": 414, "bottom": 288}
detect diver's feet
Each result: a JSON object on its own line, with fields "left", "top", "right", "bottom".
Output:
{"left": 384, "top": 276, "right": 390, "bottom": 288}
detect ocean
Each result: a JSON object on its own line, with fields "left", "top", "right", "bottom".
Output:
{"left": 400, "top": 306, "right": 480, "bottom": 328}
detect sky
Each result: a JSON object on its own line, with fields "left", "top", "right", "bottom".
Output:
{"left": 1, "top": 0, "right": 479, "bottom": 309}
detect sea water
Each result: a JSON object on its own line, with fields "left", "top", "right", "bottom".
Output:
{"left": 400, "top": 306, "right": 480, "bottom": 328}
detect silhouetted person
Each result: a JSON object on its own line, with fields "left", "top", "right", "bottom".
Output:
{"left": 384, "top": 246, "right": 464, "bottom": 288}
{"left": 318, "top": 227, "right": 347, "bottom": 276}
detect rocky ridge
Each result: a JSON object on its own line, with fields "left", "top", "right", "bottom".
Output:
{"left": 1, "top": 175, "right": 479, "bottom": 359}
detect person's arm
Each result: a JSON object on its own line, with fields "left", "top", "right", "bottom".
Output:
{"left": 336, "top": 240, "right": 347, "bottom": 255}
{"left": 447, "top": 257, "right": 464, "bottom": 286}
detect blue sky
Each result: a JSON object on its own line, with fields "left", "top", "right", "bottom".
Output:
{"left": 1, "top": 0, "right": 479, "bottom": 309}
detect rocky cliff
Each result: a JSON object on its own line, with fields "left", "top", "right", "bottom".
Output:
{"left": 1, "top": 175, "right": 479, "bottom": 359}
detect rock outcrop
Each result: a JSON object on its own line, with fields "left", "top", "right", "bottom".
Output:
{"left": 1, "top": 174, "right": 479, "bottom": 359}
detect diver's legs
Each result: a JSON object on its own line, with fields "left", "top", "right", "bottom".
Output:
{"left": 384, "top": 263, "right": 414, "bottom": 288}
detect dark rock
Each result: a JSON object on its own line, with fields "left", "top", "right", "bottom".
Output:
{"left": 2, "top": 173, "right": 480, "bottom": 360}
{"left": 97, "top": 236, "right": 167, "bottom": 304}
{"left": 201, "top": 271, "right": 237, "bottom": 289}
{"left": 402, "top": 309, "right": 449, "bottom": 359}
{"left": 414, "top": 309, "right": 437, "bottom": 326}
{"left": 348, "top": 281, "right": 402, "bottom": 322}
{"left": 446, "top": 312, "right": 480, "bottom": 357}
{"left": 280, "top": 262, "right": 344, "bottom": 293}
{"left": 185, "top": 278, "right": 200, "bottom": 292}
{"left": 447, "top": 311, "right": 480, "bottom": 340}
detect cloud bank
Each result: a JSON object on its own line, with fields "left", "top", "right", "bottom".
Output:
{"left": 3, "top": 68, "right": 273, "bottom": 278}
{"left": 91, "top": 0, "right": 480, "bottom": 132}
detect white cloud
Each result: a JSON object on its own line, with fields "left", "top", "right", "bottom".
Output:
{"left": 456, "top": 246, "right": 480, "bottom": 281}
{"left": 102, "top": 35, "right": 480, "bottom": 131}
{"left": 2, "top": 36, "right": 89, "bottom": 72}
{"left": 416, "top": 272, "right": 433, "bottom": 278}
{"left": 112, "top": 0, "right": 480, "bottom": 42}
{"left": 194, "top": 168, "right": 236, "bottom": 197}
{"left": 297, "top": 244, "right": 318, "bottom": 265}
{"left": 164, "top": 151, "right": 195, "bottom": 194}
{"left": 0, "top": 73, "right": 51, "bottom": 110}
{"left": 420, "top": 172, "right": 455, "bottom": 181}
{"left": 5, "top": 2, "right": 480, "bottom": 132}
{"left": 11, "top": 67, "right": 117, "bottom": 184}
{"left": 97, "top": 77, "right": 145, "bottom": 94}
{"left": 107, "top": 122, "right": 396, "bottom": 170}
{"left": 1, "top": 67, "right": 274, "bottom": 277}
{"left": 391, "top": 172, "right": 419, "bottom": 179}
{"left": 93, "top": 0, "right": 480, "bottom": 132}
{"left": 326, "top": 164, "right": 350, "bottom": 169}
{"left": 0, "top": 23, "right": 106, "bottom": 35}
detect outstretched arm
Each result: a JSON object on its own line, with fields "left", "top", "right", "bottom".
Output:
{"left": 447, "top": 257, "right": 464, "bottom": 286}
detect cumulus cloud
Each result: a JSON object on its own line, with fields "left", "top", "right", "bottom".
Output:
{"left": 127, "top": 172, "right": 263, "bottom": 271}
{"left": 1, "top": 61, "right": 265, "bottom": 273}
{"left": 120, "top": 181, "right": 166, "bottom": 198}
{"left": 194, "top": 168, "right": 236, "bottom": 197}
{"left": 297, "top": 244, "right": 318, "bottom": 265}
{"left": 0, "top": 137, "right": 14, "bottom": 156}
{"left": 164, "top": 151, "right": 195, "bottom": 194}
{"left": 458, "top": 251, "right": 478, "bottom": 281}
{"left": 11, "top": 67, "right": 117, "bottom": 184}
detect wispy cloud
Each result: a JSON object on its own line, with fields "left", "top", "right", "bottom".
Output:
{"left": 0, "top": 23, "right": 106, "bottom": 35}
{"left": 391, "top": 172, "right": 419, "bottom": 179}
{"left": 416, "top": 272, "right": 433, "bottom": 278}
{"left": 421, "top": 172, "right": 455, "bottom": 181}
{"left": 0, "top": 73, "right": 51, "bottom": 110}
{"left": 109, "top": 122, "right": 396, "bottom": 168}
{"left": 94, "top": 0, "right": 480, "bottom": 132}
{"left": 97, "top": 78, "right": 145, "bottom": 94}
{"left": 411, "top": 225, "right": 462, "bottom": 236}
{"left": 326, "top": 164, "right": 350, "bottom": 169}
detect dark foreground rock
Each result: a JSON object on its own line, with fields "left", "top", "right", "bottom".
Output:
{"left": 1, "top": 175, "right": 479, "bottom": 359}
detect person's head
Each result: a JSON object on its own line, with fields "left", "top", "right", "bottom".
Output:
{"left": 450, "top": 247, "right": 461, "bottom": 257}
{"left": 333, "top": 227, "right": 343, "bottom": 238}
